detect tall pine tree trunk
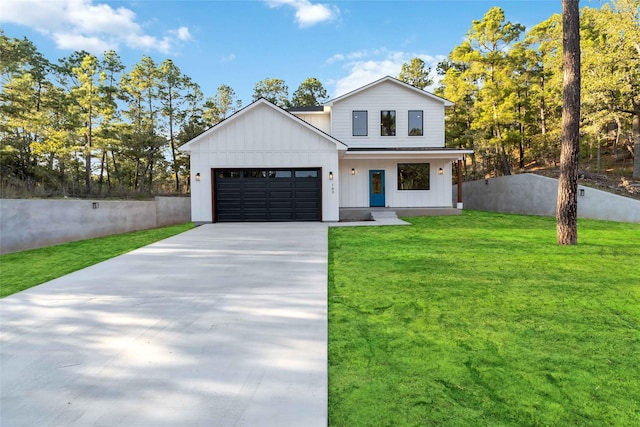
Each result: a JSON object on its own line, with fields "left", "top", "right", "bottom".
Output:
{"left": 111, "top": 151, "right": 123, "bottom": 193}
{"left": 557, "top": 0, "right": 581, "bottom": 245}
{"left": 633, "top": 101, "right": 640, "bottom": 179}
{"left": 85, "top": 116, "right": 92, "bottom": 195}
{"left": 540, "top": 73, "right": 547, "bottom": 135}
{"left": 98, "top": 150, "right": 106, "bottom": 194}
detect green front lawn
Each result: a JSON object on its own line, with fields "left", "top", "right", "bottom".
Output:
{"left": 328, "top": 211, "right": 640, "bottom": 426}
{"left": 0, "top": 222, "right": 194, "bottom": 298}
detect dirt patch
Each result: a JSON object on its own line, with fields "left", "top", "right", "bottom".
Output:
{"left": 529, "top": 167, "right": 640, "bottom": 201}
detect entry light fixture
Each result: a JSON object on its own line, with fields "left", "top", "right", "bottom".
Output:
{"left": 329, "top": 171, "right": 334, "bottom": 180}
{"left": 579, "top": 188, "right": 585, "bottom": 196}
{"left": 195, "top": 172, "right": 201, "bottom": 181}
{"left": 351, "top": 168, "right": 356, "bottom": 175}
{"left": 438, "top": 167, "right": 444, "bottom": 175}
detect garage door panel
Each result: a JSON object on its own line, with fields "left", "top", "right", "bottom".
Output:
{"left": 270, "top": 201, "right": 293, "bottom": 209}
{"left": 295, "top": 200, "right": 320, "bottom": 208}
{"left": 244, "top": 194, "right": 268, "bottom": 203}
{"left": 270, "top": 191, "right": 294, "bottom": 198}
{"left": 214, "top": 168, "right": 321, "bottom": 222}
{"left": 217, "top": 211, "right": 242, "bottom": 221}
{"left": 244, "top": 182, "right": 267, "bottom": 189}
{"left": 269, "top": 211, "right": 295, "bottom": 220}
{"left": 294, "top": 181, "right": 319, "bottom": 189}
{"left": 269, "top": 181, "right": 293, "bottom": 189}
{"left": 295, "top": 190, "right": 319, "bottom": 197}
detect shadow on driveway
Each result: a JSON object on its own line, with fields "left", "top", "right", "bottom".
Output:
{"left": 1, "top": 223, "right": 328, "bottom": 426}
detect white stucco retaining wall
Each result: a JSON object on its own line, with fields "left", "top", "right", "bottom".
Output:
{"left": 454, "top": 173, "right": 640, "bottom": 223}
{"left": 0, "top": 197, "right": 191, "bottom": 254}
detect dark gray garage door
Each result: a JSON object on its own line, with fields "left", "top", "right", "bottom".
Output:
{"left": 214, "top": 168, "right": 322, "bottom": 222}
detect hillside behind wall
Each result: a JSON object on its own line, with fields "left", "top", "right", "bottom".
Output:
{"left": 0, "top": 197, "right": 191, "bottom": 254}
{"left": 454, "top": 173, "right": 640, "bottom": 223}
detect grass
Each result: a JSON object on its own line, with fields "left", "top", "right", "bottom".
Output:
{"left": 0, "top": 222, "right": 194, "bottom": 298}
{"left": 328, "top": 211, "right": 640, "bottom": 426}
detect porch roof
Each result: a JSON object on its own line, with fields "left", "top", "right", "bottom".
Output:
{"left": 341, "top": 147, "right": 473, "bottom": 160}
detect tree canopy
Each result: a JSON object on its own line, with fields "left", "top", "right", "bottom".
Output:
{"left": 398, "top": 57, "right": 433, "bottom": 89}
{"left": 436, "top": 2, "right": 640, "bottom": 181}
{"left": 291, "top": 77, "right": 329, "bottom": 107}
{"left": 1, "top": 1, "right": 639, "bottom": 198}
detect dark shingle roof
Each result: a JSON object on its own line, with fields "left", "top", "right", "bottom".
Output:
{"left": 285, "top": 106, "right": 325, "bottom": 113}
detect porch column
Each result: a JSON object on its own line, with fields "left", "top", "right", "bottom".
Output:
{"left": 457, "top": 159, "right": 464, "bottom": 209}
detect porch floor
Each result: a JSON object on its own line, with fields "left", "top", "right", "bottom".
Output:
{"left": 339, "top": 207, "right": 461, "bottom": 222}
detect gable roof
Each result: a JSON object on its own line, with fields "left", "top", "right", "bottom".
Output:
{"left": 324, "top": 75, "right": 453, "bottom": 107}
{"left": 179, "top": 98, "right": 347, "bottom": 152}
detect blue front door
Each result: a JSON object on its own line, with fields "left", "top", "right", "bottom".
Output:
{"left": 369, "top": 170, "right": 385, "bottom": 207}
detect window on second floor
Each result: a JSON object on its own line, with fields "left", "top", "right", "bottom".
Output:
{"left": 380, "top": 110, "right": 396, "bottom": 136}
{"left": 352, "top": 111, "right": 368, "bottom": 136}
{"left": 408, "top": 110, "right": 423, "bottom": 136}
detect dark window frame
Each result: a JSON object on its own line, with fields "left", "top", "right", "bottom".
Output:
{"left": 269, "top": 170, "right": 292, "bottom": 178}
{"left": 295, "top": 170, "right": 318, "bottom": 178}
{"left": 352, "top": 110, "right": 368, "bottom": 136}
{"left": 408, "top": 110, "right": 423, "bottom": 136}
{"left": 380, "top": 110, "right": 396, "bottom": 136}
{"left": 397, "top": 163, "right": 430, "bottom": 190}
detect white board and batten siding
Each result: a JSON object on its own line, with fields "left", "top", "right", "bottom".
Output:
{"left": 186, "top": 102, "right": 341, "bottom": 222}
{"left": 330, "top": 80, "right": 447, "bottom": 149}
{"left": 339, "top": 159, "right": 455, "bottom": 208}
{"left": 293, "top": 112, "right": 331, "bottom": 134}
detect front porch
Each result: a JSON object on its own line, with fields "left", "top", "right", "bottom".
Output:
{"left": 339, "top": 207, "right": 462, "bottom": 221}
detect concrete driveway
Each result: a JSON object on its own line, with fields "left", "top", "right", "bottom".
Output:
{"left": 0, "top": 223, "right": 328, "bottom": 426}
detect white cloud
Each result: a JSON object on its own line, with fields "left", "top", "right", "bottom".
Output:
{"left": 266, "top": 0, "right": 339, "bottom": 28}
{"left": 174, "top": 27, "right": 192, "bottom": 41}
{"left": 220, "top": 53, "right": 237, "bottom": 63}
{"left": 329, "top": 49, "right": 445, "bottom": 97}
{"left": 0, "top": 0, "right": 191, "bottom": 54}
{"left": 53, "top": 33, "right": 113, "bottom": 53}
{"left": 326, "top": 53, "right": 345, "bottom": 64}
{"left": 326, "top": 50, "right": 368, "bottom": 64}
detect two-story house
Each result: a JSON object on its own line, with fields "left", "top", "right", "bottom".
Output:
{"left": 179, "top": 76, "right": 472, "bottom": 223}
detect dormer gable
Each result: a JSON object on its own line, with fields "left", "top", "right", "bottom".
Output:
{"left": 324, "top": 76, "right": 453, "bottom": 108}
{"left": 324, "top": 76, "right": 453, "bottom": 149}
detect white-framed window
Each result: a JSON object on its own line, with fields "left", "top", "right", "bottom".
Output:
{"left": 380, "top": 110, "right": 396, "bottom": 136}
{"left": 352, "top": 111, "right": 368, "bottom": 136}
{"left": 408, "top": 110, "right": 423, "bottom": 136}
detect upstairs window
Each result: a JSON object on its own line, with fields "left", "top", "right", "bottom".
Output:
{"left": 380, "top": 110, "right": 396, "bottom": 136}
{"left": 397, "top": 163, "right": 430, "bottom": 190}
{"left": 352, "top": 111, "right": 368, "bottom": 136}
{"left": 408, "top": 110, "right": 423, "bottom": 136}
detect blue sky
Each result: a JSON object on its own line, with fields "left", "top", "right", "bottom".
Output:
{"left": 1, "top": 0, "right": 564, "bottom": 105}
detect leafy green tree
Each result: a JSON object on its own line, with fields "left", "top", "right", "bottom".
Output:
{"left": 467, "top": 7, "right": 525, "bottom": 176}
{"left": 522, "top": 14, "right": 563, "bottom": 165}
{"left": 158, "top": 59, "right": 201, "bottom": 192}
{"left": 69, "top": 53, "right": 111, "bottom": 193}
{"left": 204, "top": 84, "right": 242, "bottom": 125}
{"left": 252, "top": 78, "right": 289, "bottom": 107}
{"left": 120, "top": 55, "right": 161, "bottom": 193}
{"left": 0, "top": 32, "right": 60, "bottom": 190}
{"left": 580, "top": 1, "right": 640, "bottom": 178}
{"left": 290, "top": 77, "right": 328, "bottom": 107}
{"left": 436, "top": 47, "right": 479, "bottom": 175}
{"left": 97, "top": 50, "right": 125, "bottom": 193}
{"left": 438, "top": 7, "right": 525, "bottom": 176}
{"left": 398, "top": 58, "right": 433, "bottom": 89}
